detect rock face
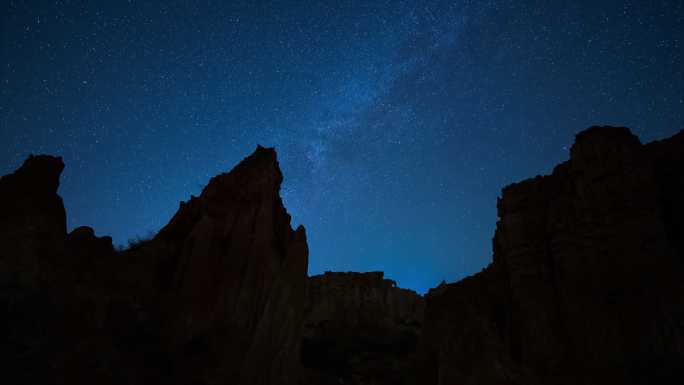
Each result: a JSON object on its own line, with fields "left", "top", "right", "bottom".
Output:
{"left": 421, "top": 127, "right": 684, "bottom": 385}
{"left": 0, "top": 155, "right": 66, "bottom": 285}
{"left": 3, "top": 126, "right": 682, "bottom": 385}
{"left": 301, "top": 271, "right": 424, "bottom": 385}
{"left": 154, "top": 145, "right": 308, "bottom": 385}
{"left": 0, "top": 146, "right": 308, "bottom": 385}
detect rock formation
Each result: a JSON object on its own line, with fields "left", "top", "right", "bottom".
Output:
{"left": 2, "top": 126, "right": 682, "bottom": 385}
{"left": 301, "top": 272, "right": 424, "bottom": 384}
{"left": 0, "top": 155, "right": 67, "bottom": 286}
{"left": 155, "top": 145, "right": 308, "bottom": 385}
{"left": 0, "top": 146, "right": 308, "bottom": 385}
{"left": 420, "top": 126, "right": 684, "bottom": 385}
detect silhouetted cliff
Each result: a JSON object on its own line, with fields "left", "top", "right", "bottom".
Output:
{"left": 1, "top": 147, "right": 308, "bottom": 385}
{"left": 420, "top": 126, "right": 684, "bottom": 385}
{"left": 2, "top": 126, "right": 682, "bottom": 385}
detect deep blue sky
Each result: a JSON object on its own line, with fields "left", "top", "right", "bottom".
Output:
{"left": 2, "top": 1, "right": 682, "bottom": 293}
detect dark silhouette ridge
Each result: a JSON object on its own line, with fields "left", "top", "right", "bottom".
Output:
{"left": 420, "top": 126, "right": 684, "bottom": 385}
{"left": 1, "top": 127, "right": 683, "bottom": 385}
{"left": 1, "top": 146, "right": 307, "bottom": 385}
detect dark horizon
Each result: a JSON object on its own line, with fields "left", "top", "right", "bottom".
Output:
{"left": 2, "top": 0, "right": 682, "bottom": 293}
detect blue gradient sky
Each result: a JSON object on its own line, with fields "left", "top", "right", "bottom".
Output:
{"left": 2, "top": 0, "right": 682, "bottom": 292}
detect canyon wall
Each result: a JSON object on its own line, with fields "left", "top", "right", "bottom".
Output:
{"left": 421, "top": 126, "right": 684, "bottom": 385}
{"left": 0, "top": 147, "right": 308, "bottom": 385}
{"left": 2, "top": 126, "right": 682, "bottom": 385}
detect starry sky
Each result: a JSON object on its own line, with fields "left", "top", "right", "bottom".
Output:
{"left": 2, "top": 1, "right": 682, "bottom": 293}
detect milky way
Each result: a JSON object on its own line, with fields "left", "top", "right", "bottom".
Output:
{"left": 2, "top": 0, "right": 682, "bottom": 292}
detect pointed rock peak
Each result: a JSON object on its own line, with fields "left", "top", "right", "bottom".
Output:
{"left": 252, "top": 144, "right": 278, "bottom": 162}
{"left": 295, "top": 224, "right": 307, "bottom": 241}
{"left": 0, "top": 154, "right": 64, "bottom": 195}
{"left": 255, "top": 143, "right": 272, "bottom": 151}
{"left": 159, "top": 145, "right": 299, "bottom": 243}
{"left": 201, "top": 145, "right": 283, "bottom": 199}
{"left": 251, "top": 144, "right": 278, "bottom": 166}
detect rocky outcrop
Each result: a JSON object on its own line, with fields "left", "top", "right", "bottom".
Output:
{"left": 0, "top": 155, "right": 71, "bottom": 385}
{"left": 3, "top": 126, "right": 682, "bottom": 385}
{"left": 0, "top": 146, "right": 308, "bottom": 385}
{"left": 301, "top": 271, "right": 424, "bottom": 385}
{"left": 152, "top": 145, "right": 308, "bottom": 385}
{"left": 421, "top": 127, "right": 684, "bottom": 385}
{"left": 0, "top": 155, "right": 66, "bottom": 287}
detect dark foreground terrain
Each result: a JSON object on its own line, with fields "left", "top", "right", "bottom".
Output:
{"left": 1, "top": 126, "right": 682, "bottom": 384}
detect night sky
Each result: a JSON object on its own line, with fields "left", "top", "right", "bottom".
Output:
{"left": 2, "top": 1, "right": 682, "bottom": 293}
